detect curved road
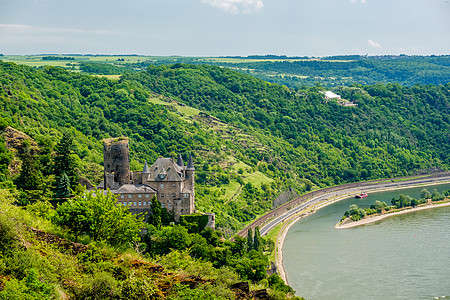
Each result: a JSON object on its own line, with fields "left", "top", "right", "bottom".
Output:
{"left": 236, "top": 173, "right": 450, "bottom": 238}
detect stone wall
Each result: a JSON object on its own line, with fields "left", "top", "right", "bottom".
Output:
{"left": 103, "top": 137, "right": 130, "bottom": 188}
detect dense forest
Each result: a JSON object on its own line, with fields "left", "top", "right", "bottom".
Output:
{"left": 206, "top": 55, "right": 450, "bottom": 87}
{"left": 0, "top": 61, "right": 449, "bottom": 232}
{"left": 115, "top": 55, "right": 450, "bottom": 88}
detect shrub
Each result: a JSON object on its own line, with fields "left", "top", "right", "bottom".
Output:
{"left": 120, "top": 276, "right": 157, "bottom": 299}
{"left": 0, "top": 215, "right": 17, "bottom": 254}
{"left": 74, "top": 272, "right": 120, "bottom": 299}
{"left": 0, "top": 268, "right": 54, "bottom": 300}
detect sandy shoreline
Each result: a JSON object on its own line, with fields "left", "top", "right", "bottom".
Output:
{"left": 335, "top": 201, "right": 450, "bottom": 229}
{"left": 273, "top": 179, "right": 450, "bottom": 284}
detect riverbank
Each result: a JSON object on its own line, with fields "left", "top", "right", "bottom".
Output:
{"left": 335, "top": 200, "right": 450, "bottom": 229}
{"left": 271, "top": 178, "right": 450, "bottom": 284}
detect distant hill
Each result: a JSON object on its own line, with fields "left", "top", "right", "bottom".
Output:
{"left": 2, "top": 54, "right": 450, "bottom": 87}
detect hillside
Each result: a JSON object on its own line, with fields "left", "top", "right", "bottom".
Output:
{"left": 129, "top": 64, "right": 449, "bottom": 175}
{"left": 1, "top": 61, "right": 449, "bottom": 234}
{"left": 0, "top": 189, "right": 299, "bottom": 299}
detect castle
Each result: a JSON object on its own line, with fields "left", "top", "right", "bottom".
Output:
{"left": 101, "top": 137, "right": 196, "bottom": 222}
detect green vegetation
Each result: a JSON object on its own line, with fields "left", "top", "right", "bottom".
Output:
{"left": 2, "top": 54, "right": 450, "bottom": 88}
{"left": 0, "top": 188, "right": 300, "bottom": 299}
{"left": 0, "top": 60, "right": 449, "bottom": 233}
{"left": 0, "top": 55, "right": 448, "bottom": 299}
{"left": 342, "top": 189, "right": 450, "bottom": 222}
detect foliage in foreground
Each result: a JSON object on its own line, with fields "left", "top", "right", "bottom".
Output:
{"left": 0, "top": 189, "right": 300, "bottom": 299}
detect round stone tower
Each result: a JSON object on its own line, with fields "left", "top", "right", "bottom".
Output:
{"left": 103, "top": 137, "right": 130, "bottom": 189}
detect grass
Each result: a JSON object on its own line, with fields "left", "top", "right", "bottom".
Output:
{"left": 265, "top": 222, "right": 283, "bottom": 263}
{"left": 92, "top": 74, "right": 121, "bottom": 80}
{"left": 2, "top": 55, "right": 355, "bottom": 70}
{"left": 244, "top": 171, "right": 273, "bottom": 189}
{"left": 148, "top": 96, "right": 201, "bottom": 120}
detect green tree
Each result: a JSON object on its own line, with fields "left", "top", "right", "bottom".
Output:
{"left": 246, "top": 228, "right": 253, "bottom": 251}
{"left": 232, "top": 250, "right": 268, "bottom": 282}
{"left": 53, "top": 132, "right": 79, "bottom": 186}
{"left": 431, "top": 189, "right": 444, "bottom": 202}
{"left": 348, "top": 204, "right": 359, "bottom": 215}
{"left": 149, "top": 195, "right": 162, "bottom": 229}
{"left": 54, "top": 190, "right": 144, "bottom": 246}
{"left": 14, "top": 153, "right": 42, "bottom": 191}
{"left": 420, "top": 188, "right": 431, "bottom": 200}
{"left": 253, "top": 226, "right": 262, "bottom": 252}
{"left": 370, "top": 200, "right": 387, "bottom": 212}
{"left": 0, "top": 136, "right": 13, "bottom": 181}
{"left": 55, "top": 172, "right": 71, "bottom": 198}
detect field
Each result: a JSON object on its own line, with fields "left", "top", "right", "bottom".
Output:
{"left": 0, "top": 54, "right": 325, "bottom": 70}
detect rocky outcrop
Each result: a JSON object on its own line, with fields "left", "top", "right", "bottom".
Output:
{"left": 273, "top": 187, "right": 298, "bottom": 209}
{"left": 3, "top": 126, "right": 39, "bottom": 155}
{"left": 231, "top": 281, "right": 270, "bottom": 299}
{"left": 26, "top": 227, "right": 88, "bottom": 256}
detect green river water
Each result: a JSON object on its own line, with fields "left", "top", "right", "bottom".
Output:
{"left": 283, "top": 183, "right": 450, "bottom": 300}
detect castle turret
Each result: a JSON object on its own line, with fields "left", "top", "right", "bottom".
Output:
{"left": 103, "top": 137, "right": 130, "bottom": 189}
{"left": 187, "top": 154, "right": 195, "bottom": 171}
{"left": 142, "top": 160, "right": 150, "bottom": 185}
{"left": 176, "top": 153, "right": 184, "bottom": 167}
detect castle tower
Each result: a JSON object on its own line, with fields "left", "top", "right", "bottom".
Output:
{"left": 103, "top": 137, "right": 130, "bottom": 189}
{"left": 141, "top": 160, "right": 150, "bottom": 185}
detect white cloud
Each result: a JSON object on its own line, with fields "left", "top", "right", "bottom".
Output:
{"left": 368, "top": 39, "right": 381, "bottom": 48}
{"left": 349, "top": 0, "right": 367, "bottom": 3}
{"left": 201, "top": 0, "right": 263, "bottom": 14}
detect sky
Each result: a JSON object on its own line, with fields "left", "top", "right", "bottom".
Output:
{"left": 1, "top": 0, "right": 449, "bottom": 56}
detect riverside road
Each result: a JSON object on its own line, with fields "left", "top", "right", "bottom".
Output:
{"left": 236, "top": 173, "right": 450, "bottom": 238}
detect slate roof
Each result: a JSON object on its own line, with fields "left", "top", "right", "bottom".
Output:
{"left": 142, "top": 161, "right": 150, "bottom": 173}
{"left": 150, "top": 158, "right": 184, "bottom": 182}
{"left": 187, "top": 154, "right": 195, "bottom": 170}
{"left": 115, "top": 184, "right": 157, "bottom": 194}
{"left": 176, "top": 153, "right": 184, "bottom": 167}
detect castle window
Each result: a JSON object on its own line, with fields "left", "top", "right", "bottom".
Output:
{"left": 172, "top": 193, "right": 176, "bottom": 198}
{"left": 183, "top": 193, "right": 189, "bottom": 198}
{"left": 143, "top": 201, "right": 147, "bottom": 206}
{"left": 129, "top": 202, "right": 132, "bottom": 206}
{"left": 133, "top": 202, "right": 137, "bottom": 206}
{"left": 138, "top": 194, "right": 142, "bottom": 198}
{"left": 161, "top": 203, "right": 165, "bottom": 208}
{"left": 161, "top": 193, "right": 164, "bottom": 198}
{"left": 168, "top": 203, "right": 172, "bottom": 209}
{"left": 120, "top": 195, "right": 124, "bottom": 199}
{"left": 161, "top": 184, "right": 164, "bottom": 188}
{"left": 145, "top": 194, "right": 149, "bottom": 198}
{"left": 138, "top": 202, "right": 142, "bottom": 206}
{"left": 172, "top": 183, "right": 176, "bottom": 189}
{"left": 128, "top": 195, "right": 132, "bottom": 198}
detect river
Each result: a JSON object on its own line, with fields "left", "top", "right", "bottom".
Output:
{"left": 283, "top": 183, "right": 450, "bottom": 300}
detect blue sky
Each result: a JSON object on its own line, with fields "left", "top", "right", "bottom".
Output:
{"left": 1, "top": 0, "right": 449, "bottom": 56}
